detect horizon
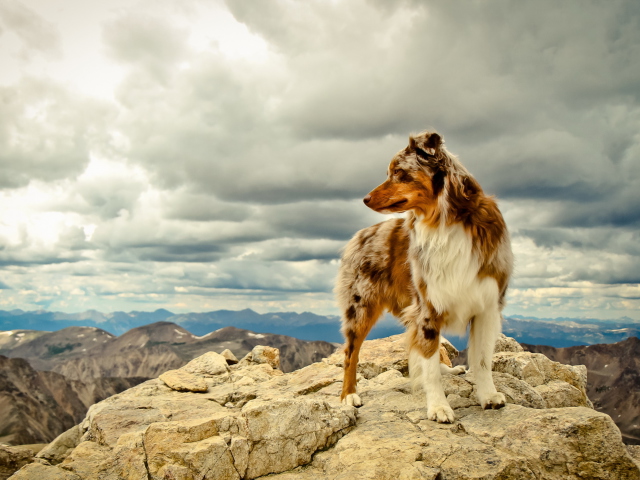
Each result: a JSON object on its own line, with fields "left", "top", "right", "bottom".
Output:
{"left": 2, "top": 307, "right": 638, "bottom": 351}
{"left": 1, "top": 1, "right": 639, "bottom": 320}
{"left": 1, "top": 306, "right": 638, "bottom": 325}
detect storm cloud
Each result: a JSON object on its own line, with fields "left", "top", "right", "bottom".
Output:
{"left": 0, "top": 0, "right": 639, "bottom": 320}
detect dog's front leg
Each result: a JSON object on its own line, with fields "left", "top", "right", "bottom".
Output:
{"left": 411, "top": 348, "right": 455, "bottom": 423}
{"left": 469, "top": 310, "right": 505, "bottom": 409}
{"left": 407, "top": 311, "right": 455, "bottom": 423}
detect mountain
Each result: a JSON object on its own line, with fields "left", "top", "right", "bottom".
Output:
{"left": 0, "top": 322, "right": 338, "bottom": 383}
{"left": 0, "top": 355, "right": 145, "bottom": 445}
{"left": 0, "top": 308, "right": 344, "bottom": 340}
{"left": 172, "top": 309, "right": 344, "bottom": 342}
{"left": 522, "top": 337, "right": 640, "bottom": 444}
{"left": 0, "top": 327, "right": 115, "bottom": 372}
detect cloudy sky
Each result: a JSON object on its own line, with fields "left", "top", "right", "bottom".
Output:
{"left": 0, "top": 0, "right": 639, "bottom": 321}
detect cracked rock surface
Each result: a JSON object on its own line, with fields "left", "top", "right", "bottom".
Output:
{"left": 9, "top": 337, "right": 640, "bottom": 479}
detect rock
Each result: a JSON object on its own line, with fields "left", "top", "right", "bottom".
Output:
{"left": 181, "top": 351, "right": 230, "bottom": 376}
{"left": 628, "top": 446, "right": 640, "bottom": 467}
{"left": 238, "top": 345, "right": 281, "bottom": 370}
{"left": 0, "top": 444, "right": 45, "bottom": 480}
{"left": 221, "top": 348, "right": 239, "bottom": 364}
{"left": 439, "top": 344, "right": 453, "bottom": 367}
{"left": 534, "top": 379, "right": 591, "bottom": 408}
{"left": 11, "top": 335, "right": 639, "bottom": 480}
{"left": 159, "top": 369, "right": 208, "bottom": 392}
{"left": 325, "top": 334, "right": 410, "bottom": 378}
{"left": 492, "top": 351, "right": 592, "bottom": 408}
{"left": 494, "top": 332, "right": 525, "bottom": 353}
{"left": 8, "top": 462, "right": 81, "bottom": 480}
{"left": 325, "top": 334, "right": 459, "bottom": 379}
{"left": 489, "top": 371, "right": 546, "bottom": 409}
{"left": 458, "top": 405, "right": 638, "bottom": 479}
{"left": 35, "top": 425, "right": 82, "bottom": 465}
{"left": 440, "top": 336, "right": 460, "bottom": 360}
{"left": 58, "top": 441, "right": 112, "bottom": 480}
{"left": 241, "top": 398, "right": 355, "bottom": 478}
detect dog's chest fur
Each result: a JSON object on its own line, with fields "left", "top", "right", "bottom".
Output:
{"left": 410, "top": 219, "right": 498, "bottom": 334}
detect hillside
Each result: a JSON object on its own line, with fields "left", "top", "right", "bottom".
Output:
{"left": 0, "top": 355, "right": 145, "bottom": 445}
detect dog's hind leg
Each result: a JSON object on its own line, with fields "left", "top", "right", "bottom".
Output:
{"left": 468, "top": 310, "right": 505, "bottom": 409}
{"left": 340, "top": 302, "right": 383, "bottom": 407}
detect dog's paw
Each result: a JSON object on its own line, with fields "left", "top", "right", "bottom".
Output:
{"left": 479, "top": 392, "right": 506, "bottom": 410}
{"left": 342, "top": 393, "right": 362, "bottom": 407}
{"left": 427, "top": 403, "right": 455, "bottom": 423}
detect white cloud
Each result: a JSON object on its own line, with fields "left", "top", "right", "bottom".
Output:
{"left": 0, "top": 0, "right": 639, "bottom": 321}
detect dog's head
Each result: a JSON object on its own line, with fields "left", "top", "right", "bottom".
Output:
{"left": 363, "top": 131, "right": 448, "bottom": 217}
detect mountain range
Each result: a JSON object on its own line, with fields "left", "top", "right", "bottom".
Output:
{"left": 0, "top": 321, "right": 336, "bottom": 381}
{"left": 1, "top": 309, "right": 639, "bottom": 349}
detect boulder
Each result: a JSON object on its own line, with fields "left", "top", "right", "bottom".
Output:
{"left": 221, "top": 349, "right": 239, "bottom": 365}
{"left": 238, "top": 345, "right": 281, "bottom": 370}
{"left": 181, "top": 351, "right": 230, "bottom": 376}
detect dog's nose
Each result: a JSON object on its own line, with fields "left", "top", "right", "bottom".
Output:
{"left": 363, "top": 195, "right": 372, "bottom": 205}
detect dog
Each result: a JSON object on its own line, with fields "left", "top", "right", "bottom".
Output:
{"left": 335, "top": 130, "right": 513, "bottom": 423}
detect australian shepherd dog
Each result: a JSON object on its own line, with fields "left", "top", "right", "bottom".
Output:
{"left": 335, "top": 130, "right": 513, "bottom": 423}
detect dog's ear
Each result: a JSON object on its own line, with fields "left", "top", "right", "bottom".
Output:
{"left": 425, "top": 132, "right": 442, "bottom": 151}
{"left": 413, "top": 132, "right": 442, "bottom": 160}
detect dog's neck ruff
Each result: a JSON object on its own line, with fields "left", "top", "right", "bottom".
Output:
{"left": 409, "top": 215, "right": 495, "bottom": 329}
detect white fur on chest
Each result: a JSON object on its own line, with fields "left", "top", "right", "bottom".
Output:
{"left": 410, "top": 221, "right": 498, "bottom": 335}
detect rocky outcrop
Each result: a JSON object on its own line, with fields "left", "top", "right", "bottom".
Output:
{"left": 9, "top": 336, "right": 640, "bottom": 479}
{"left": 524, "top": 337, "right": 640, "bottom": 444}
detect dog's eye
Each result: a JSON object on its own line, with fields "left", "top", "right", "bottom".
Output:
{"left": 393, "top": 169, "right": 401, "bottom": 176}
